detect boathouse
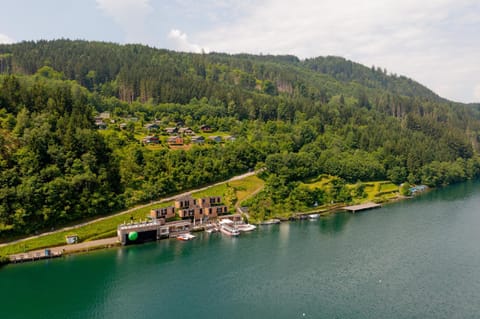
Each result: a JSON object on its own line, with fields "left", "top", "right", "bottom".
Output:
{"left": 117, "top": 220, "right": 191, "bottom": 245}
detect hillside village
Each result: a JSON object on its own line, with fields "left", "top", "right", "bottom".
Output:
{"left": 94, "top": 111, "right": 235, "bottom": 149}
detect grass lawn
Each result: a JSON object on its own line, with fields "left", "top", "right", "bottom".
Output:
{"left": 144, "top": 143, "right": 167, "bottom": 151}
{"left": 364, "top": 181, "right": 399, "bottom": 201}
{"left": 186, "top": 175, "right": 264, "bottom": 204}
{"left": 302, "top": 178, "right": 399, "bottom": 202}
{"left": 230, "top": 175, "right": 265, "bottom": 204}
{"left": 0, "top": 200, "right": 174, "bottom": 256}
{"left": 304, "top": 175, "right": 334, "bottom": 189}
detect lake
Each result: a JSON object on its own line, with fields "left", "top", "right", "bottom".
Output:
{"left": 1, "top": 181, "right": 480, "bottom": 319}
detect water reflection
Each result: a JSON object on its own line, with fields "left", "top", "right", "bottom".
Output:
{"left": 318, "top": 212, "right": 351, "bottom": 235}
{"left": 418, "top": 180, "right": 479, "bottom": 203}
{"left": 278, "top": 223, "right": 290, "bottom": 248}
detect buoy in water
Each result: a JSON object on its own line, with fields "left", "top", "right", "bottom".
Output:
{"left": 128, "top": 231, "right": 138, "bottom": 241}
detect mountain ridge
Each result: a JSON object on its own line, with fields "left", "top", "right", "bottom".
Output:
{"left": 0, "top": 39, "right": 458, "bottom": 105}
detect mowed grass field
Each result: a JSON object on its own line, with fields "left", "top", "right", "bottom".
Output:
{"left": 303, "top": 176, "right": 399, "bottom": 203}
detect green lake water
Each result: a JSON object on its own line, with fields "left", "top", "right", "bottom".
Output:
{"left": 1, "top": 181, "right": 480, "bottom": 319}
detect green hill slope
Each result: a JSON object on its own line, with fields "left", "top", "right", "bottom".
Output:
{"left": 1, "top": 39, "right": 480, "bottom": 237}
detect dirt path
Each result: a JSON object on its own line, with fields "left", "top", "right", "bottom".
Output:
{"left": 1, "top": 171, "right": 258, "bottom": 248}
{"left": 235, "top": 185, "right": 264, "bottom": 209}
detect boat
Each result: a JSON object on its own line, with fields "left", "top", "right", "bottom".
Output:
{"left": 177, "top": 233, "right": 195, "bottom": 241}
{"left": 219, "top": 219, "right": 240, "bottom": 236}
{"left": 220, "top": 224, "right": 240, "bottom": 236}
{"left": 260, "top": 219, "right": 281, "bottom": 225}
{"left": 205, "top": 227, "right": 219, "bottom": 234}
{"left": 308, "top": 214, "right": 320, "bottom": 219}
{"left": 236, "top": 223, "right": 257, "bottom": 232}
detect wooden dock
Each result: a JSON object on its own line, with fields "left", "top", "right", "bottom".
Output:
{"left": 8, "top": 237, "right": 120, "bottom": 264}
{"left": 10, "top": 250, "right": 63, "bottom": 263}
{"left": 344, "top": 202, "right": 381, "bottom": 213}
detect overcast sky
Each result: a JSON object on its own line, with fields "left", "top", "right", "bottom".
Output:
{"left": 1, "top": 0, "right": 479, "bottom": 103}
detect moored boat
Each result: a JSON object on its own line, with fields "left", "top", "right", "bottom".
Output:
{"left": 205, "top": 227, "right": 219, "bottom": 233}
{"left": 177, "top": 233, "right": 196, "bottom": 241}
{"left": 236, "top": 223, "right": 257, "bottom": 232}
{"left": 219, "top": 219, "right": 240, "bottom": 236}
{"left": 260, "top": 219, "right": 281, "bottom": 225}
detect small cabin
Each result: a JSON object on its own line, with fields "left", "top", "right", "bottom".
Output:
{"left": 65, "top": 234, "right": 79, "bottom": 244}
{"left": 143, "top": 136, "right": 160, "bottom": 144}
{"left": 208, "top": 135, "right": 222, "bottom": 143}
{"left": 200, "top": 125, "right": 212, "bottom": 132}
{"left": 191, "top": 136, "right": 205, "bottom": 144}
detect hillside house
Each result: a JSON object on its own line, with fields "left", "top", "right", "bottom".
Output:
{"left": 200, "top": 124, "right": 212, "bottom": 132}
{"left": 143, "top": 135, "right": 159, "bottom": 144}
{"left": 145, "top": 123, "right": 160, "bottom": 130}
{"left": 191, "top": 135, "right": 205, "bottom": 144}
{"left": 95, "top": 120, "right": 107, "bottom": 129}
{"left": 178, "top": 127, "right": 195, "bottom": 135}
{"left": 165, "top": 127, "right": 178, "bottom": 134}
{"left": 224, "top": 135, "right": 236, "bottom": 142}
{"left": 167, "top": 136, "right": 184, "bottom": 145}
{"left": 208, "top": 135, "right": 222, "bottom": 143}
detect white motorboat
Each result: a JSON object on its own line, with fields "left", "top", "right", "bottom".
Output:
{"left": 236, "top": 223, "right": 257, "bottom": 232}
{"left": 219, "top": 219, "right": 240, "bottom": 236}
{"left": 177, "top": 233, "right": 196, "bottom": 241}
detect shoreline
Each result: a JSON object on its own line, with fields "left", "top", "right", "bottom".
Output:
{"left": 0, "top": 188, "right": 431, "bottom": 268}
{"left": 6, "top": 237, "right": 121, "bottom": 265}
{"left": 2, "top": 190, "right": 427, "bottom": 266}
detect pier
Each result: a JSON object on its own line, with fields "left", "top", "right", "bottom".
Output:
{"left": 10, "top": 250, "right": 63, "bottom": 263}
{"left": 344, "top": 202, "right": 381, "bottom": 213}
{"left": 8, "top": 237, "right": 119, "bottom": 264}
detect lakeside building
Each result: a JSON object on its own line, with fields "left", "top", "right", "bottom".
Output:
{"left": 118, "top": 195, "right": 228, "bottom": 245}
{"left": 176, "top": 195, "right": 228, "bottom": 223}
{"left": 117, "top": 220, "right": 191, "bottom": 245}
{"left": 150, "top": 206, "right": 176, "bottom": 220}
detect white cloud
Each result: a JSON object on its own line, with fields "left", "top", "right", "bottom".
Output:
{"left": 193, "top": 0, "right": 480, "bottom": 102}
{"left": 96, "top": 0, "right": 152, "bottom": 43}
{"left": 474, "top": 84, "right": 480, "bottom": 102}
{"left": 0, "top": 33, "right": 14, "bottom": 44}
{"left": 168, "top": 29, "right": 206, "bottom": 53}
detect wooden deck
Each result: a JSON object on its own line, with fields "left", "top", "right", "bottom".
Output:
{"left": 344, "top": 202, "right": 381, "bottom": 213}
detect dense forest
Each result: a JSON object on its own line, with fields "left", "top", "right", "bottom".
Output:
{"left": 1, "top": 39, "right": 480, "bottom": 236}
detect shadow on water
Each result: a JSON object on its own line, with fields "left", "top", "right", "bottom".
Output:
{"left": 414, "top": 179, "right": 480, "bottom": 203}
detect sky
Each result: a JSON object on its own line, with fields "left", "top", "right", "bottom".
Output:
{"left": 0, "top": 0, "right": 479, "bottom": 103}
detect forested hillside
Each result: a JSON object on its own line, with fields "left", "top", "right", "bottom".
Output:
{"left": 1, "top": 40, "right": 480, "bottom": 236}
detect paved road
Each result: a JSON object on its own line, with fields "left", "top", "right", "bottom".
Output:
{"left": 0, "top": 170, "right": 258, "bottom": 248}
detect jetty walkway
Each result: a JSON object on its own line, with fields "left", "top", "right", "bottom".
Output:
{"left": 344, "top": 202, "right": 381, "bottom": 213}
{"left": 9, "top": 237, "right": 119, "bottom": 263}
